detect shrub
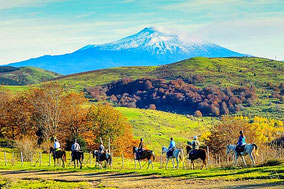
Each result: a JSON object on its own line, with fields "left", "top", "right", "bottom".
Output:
{"left": 194, "top": 110, "right": 202, "bottom": 117}
{"left": 0, "top": 138, "right": 14, "bottom": 148}
{"left": 148, "top": 104, "right": 156, "bottom": 110}
{"left": 14, "top": 137, "right": 37, "bottom": 161}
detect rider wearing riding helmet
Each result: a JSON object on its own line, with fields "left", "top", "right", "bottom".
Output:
{"left": 236, "top": 131, "right": 246, "bottom": 155}
{"left": 71, "top": 139, "right": 80, "bottom": 160}
{"left": 54, "top": 139, "right": 61, "bottom": 151}
{"left": 138, "top": 138, "right": 144, "bottom": 151}
{"left": 188, "top": 136, "right": 200, "bottom": 158}
{"left": 167, "top": 137, "right": 176, "bottom": 157}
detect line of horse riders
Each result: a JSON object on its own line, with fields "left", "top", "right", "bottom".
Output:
{"left": 50, "top": 131, "right": 258, "bottom": 169}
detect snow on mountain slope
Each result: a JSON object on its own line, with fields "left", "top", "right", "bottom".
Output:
{"left": 8, "top": 27, "right": 246, "bottom": 74}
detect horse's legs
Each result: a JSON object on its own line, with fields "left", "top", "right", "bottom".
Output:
{"left": 79, "top": 159, "right": 82, "bottom": 169}
{"left": 235, "top": 154, "right": 238, "bottom": 166}
{"left": 61, "top": 158, "right": 65, "bottom": 168}
{"left": 139, "top": 161, "right": 142, "bottom": 169}
{"left": 172, "top": 158, "right": 175, "bottom": 168}
{"left": 54, "top": 158, "right": 56, "bottom": 167}
{"left": 147, "top": 160, "right": 150, "bottom": 169}
{"left": 249, "top": 153, "right": 255, "bottom": 167}
{"left": 191, "top": 160, "right": 194, "bottom": 169}
{"left": 241, "top": 156, "right": 247, "bottom": 167}
{"left": 165, "top": 159, "right": 169, "bottom": 169}
{"left": 176, "top": 157, "right": 179, "bottom": 169}
{"left": 151, "top": 160, "right": 154, "bottom": 169}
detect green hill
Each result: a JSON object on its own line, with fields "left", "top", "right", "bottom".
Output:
{"left": 55, "top": 57, "right": 283, "bottom": 90}
{"left": 0, "top": 66, "right": 61, "bottom": 85}
{"left": 54, "top": 57, "right": 283, "bottom": 119}
{"left": 116, "top": 107, "right": 213, "bottom": 152}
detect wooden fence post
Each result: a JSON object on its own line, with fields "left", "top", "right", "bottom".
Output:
{"left": 108, "top": 137, "right": 111, "bottom": 154}
{"left": 207, "top": 146, "right": 210, "bottom": 168}
{"left": 89, "top": 152, "right": 92, "bottom": 166}
{"left": 30, "top": 152, "right": 33, "bottom": 166}
{"left": 39, "top": 152, "right": 42, "bottom": 167}
{"left": 4, "top": 151, "right": 7, "bottom": 166}
{"left": 12, "top": 152, "right": 15, "bottom": 166}
{"left": 121, "top": 153, "right": 124, "bottom": 169}
{"left": 21, "top": 152, "right": 23, "bottom": 167}
{"left": 49, "top": 153, "right": 51, "bottom": 167}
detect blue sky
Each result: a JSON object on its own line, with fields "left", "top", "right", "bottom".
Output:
{"left": 0, "top": 0, "right": 284, "bottom": 64}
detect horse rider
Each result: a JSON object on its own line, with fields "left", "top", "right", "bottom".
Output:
{"left": 188, "top": 136, "right": 200, "bottom": 158}
{"left": 137, "top": 138, "right": 144, "bottom": 159}
{"left": 71, "top": 139, "right": 81, "bottom": 160}
{"left": 97, "top": 141, "right": 105, "bottom": 161}
{"left": 54, "top": 139, "right": 61, "bottom": 151}
{"left": 167, "top": 137, "right": 176, "bottom": 157}
{"left": 236, "top": 131, "right": 246, "bottom": 155}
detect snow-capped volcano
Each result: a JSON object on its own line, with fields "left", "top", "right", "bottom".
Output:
{"left": 79, "top": 27, "right": 212, "bottom": 55}
{"left": 8, "top": 27, "right": 245, "bottom": 74}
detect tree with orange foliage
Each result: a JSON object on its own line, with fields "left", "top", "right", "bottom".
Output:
{"left": 0, "top": 91, "right": 34, "bottom": 139}
{"left": 87, "top": 103, "right": 137, "bottom": 156}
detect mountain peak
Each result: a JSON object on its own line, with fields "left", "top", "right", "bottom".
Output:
{"left": 139, "top": 26, "right": 160, "bottom": 34}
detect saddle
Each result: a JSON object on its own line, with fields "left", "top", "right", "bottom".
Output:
{"left": 236, "top": 145, "right": 245, "bottom": 155}
{"left": 166, "top": 148, "right": 175, "bottom": 158}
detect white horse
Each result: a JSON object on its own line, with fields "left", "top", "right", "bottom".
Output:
{"left": 226, "top": 144, "right": 258, "bottom": 167}
{"left": 162, "top": 146, "right": 184, "bottom": 169}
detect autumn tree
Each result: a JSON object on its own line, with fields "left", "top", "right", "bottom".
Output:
{"left": 87, "top": 103, "right": 136, "bottom": 156}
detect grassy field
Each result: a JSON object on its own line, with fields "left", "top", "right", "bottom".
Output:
{"left": 116, "top": 107, "right": 213, "bottom": 152}
{"left": 0, "top": 162, "right": 283, "bottom": 188}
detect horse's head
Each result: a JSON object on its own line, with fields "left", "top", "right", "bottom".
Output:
{"left": 162, "top": 146, "right": 167, "bottom": 154}
{"left": 93, "top": 150, "right": 98, "bottom": 158}
{"left": 133, "top": 147, "right": 138, "bottom": 154}
{"left": 226, "top": 145, "right": 234, "bottom": 155}
{"left": 186, "top": 145, "right": 192, "bottom": 155}
{"left": 50, "top": 147, "right": 55, "bottom": 153}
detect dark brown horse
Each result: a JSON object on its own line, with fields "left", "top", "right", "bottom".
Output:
{"left": 186, "top": 146, "right": 206, "bottom": 169}
{"left": 133, "top": 147, "right": 155, "bottom": 169}
{"left": 72, "top": 151, "right": 84, "bottom": 169}
{"left": 50, "top": 147, "right": 66, "bottom": 167}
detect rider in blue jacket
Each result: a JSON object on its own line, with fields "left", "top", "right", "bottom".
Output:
{"left": 237, "top": 131, "right": 246, "bottom": 155}
{"left": 237, "top": 131, "right": 246, "bottom": 146}
{"left": 167, "top": 137, "right": 175, "bottom": 157}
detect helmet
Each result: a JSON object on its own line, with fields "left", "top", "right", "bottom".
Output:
{"left": 74, "top": 139, "right": 77, "bottom": 143}
{"left": 170, "top": 137, "right": 173, "bottom": 141}
{"left": 54, "top": 139, "right": 58, "bottom": 142}
{"left": 194, "top": 136, "right": 197, "bottom": 140}
{"left": 140, "top": 138, "right": 143, "bottom": 141}
{"left": 239, "top": 131, "right": 244, "bottom": 134}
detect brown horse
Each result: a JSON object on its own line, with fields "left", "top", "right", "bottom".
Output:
{"left": 133, "top": 147, "right": 155, "bottom": 169}
{"left": 186, "top": 146, "right": 206, "bottom": 169}
{"left": 50, "top": 147, "right": 66, "bottom": 167}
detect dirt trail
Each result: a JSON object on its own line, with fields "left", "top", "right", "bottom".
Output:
{"left": 0, "top": 170, "right": 283, "bottom": 188}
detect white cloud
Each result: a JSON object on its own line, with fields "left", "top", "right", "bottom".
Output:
{"left": 0, "top": 0, "right": 64, "bottom": 10}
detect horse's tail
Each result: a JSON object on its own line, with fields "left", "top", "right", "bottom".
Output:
{"left": 63, "top": 151, "right": 66, "bottom": 162}
{"left": 179, "top": 149, "right": 184, "bottom": 162}
{"left": 253, "top": 144, "right": 259, "bottom": 156}
{"left": 81, "top": 152, "right": 84, "bottom": 161}
{"left": 109, "top": 155, "right": 112, "bottom": 165}
{"left": 151, "top": 151, "right": 155, "bottom": 161}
